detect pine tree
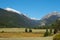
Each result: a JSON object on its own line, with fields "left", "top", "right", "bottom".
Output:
{"left": 54, "top": 28, "right": 58, "bottom": 34}
{"left": 25, "top": 28, "right": 28, "bottom": 32}
{"left": 44, "top": 29, "right": 49, "bottom": 37}
{"left": 50, "top": 28, "right": 52, "bottom": 34}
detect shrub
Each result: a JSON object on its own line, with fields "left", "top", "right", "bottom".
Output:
{"left": 1, "top": 31, "right": 4, "bottom": 33}
{"left": 53, "top": 33, "right": 60, "bottom": 40}
{"left": 29, "top": 29, "right": 32, "bottom": 32}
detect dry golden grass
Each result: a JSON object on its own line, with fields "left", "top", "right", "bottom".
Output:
{"left": 0, "top": 28, "right": 47, "bottom": 38}
{"left": 0, "top": 32, "right": 44, "bottom": 38}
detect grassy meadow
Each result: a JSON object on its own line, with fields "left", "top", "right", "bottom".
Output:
{"left": 0, "top": 28, "right": 47, "bottom": 38}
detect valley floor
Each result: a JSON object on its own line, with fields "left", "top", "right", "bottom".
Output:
{"left": 0, "top": 28, "right": 54, "bottom": 40}
{"left": 0, "top": 32, "right": 44, "bottom": 38}
{"left": 0, "top": 37, "right": 53, "bottom": 40}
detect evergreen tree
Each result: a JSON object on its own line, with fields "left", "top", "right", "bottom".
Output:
{"left": 51, "top": 19, "right": 60, "bottom": 34}
{"left": 55, "top": 19, "right": 60, "bottom": 30}
{"left": 25, "top": 28, "right": 28, "bottom": 32}
{"left": 44, "top": 29, "right": 49, "bottom": 37}
{"left": 50, "top": 28, "right": 52, "bottom": 34}
{"left": 54, "top": 28, "right": 58, "bottom": 34}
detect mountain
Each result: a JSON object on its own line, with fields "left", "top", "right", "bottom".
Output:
{"left": 0, "top": 8, "right": 60, "bottom": 28}
{"left": 0, "top": 8, "right": 32, "bottom": 28}
{"left": 5, "top": 8, "right": 21, "bottom": 14}
{"left": 40, "top": 11, "right": 60, "bottom": 26}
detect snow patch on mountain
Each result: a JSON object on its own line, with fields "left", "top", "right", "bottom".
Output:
{"left": 42, "top": 11, "right": 60, "bottom": 19}
{"left": 5, "top": 8, "right": 21, "bottom": 14}
{"left": 31, "top": 18, "right": 40, "bottom": 20}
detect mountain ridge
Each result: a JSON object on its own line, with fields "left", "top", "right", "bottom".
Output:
{"left": 0, "top": 8, "right": 40, "bottom": 28}
{"left": 0, "top": 8, "right": 60, "bottom": 28}
{"left": 40, "top": 11, "right": 60, "bottom": 26}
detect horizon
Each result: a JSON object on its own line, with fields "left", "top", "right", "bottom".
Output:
{"left": 0, "top": 0, "right": 60, "bottom": 20}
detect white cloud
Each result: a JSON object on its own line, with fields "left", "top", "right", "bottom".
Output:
{"left": 5, "top": 8, "right": 21, "bottom": 14}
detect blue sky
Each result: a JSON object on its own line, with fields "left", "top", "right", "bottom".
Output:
{"left": 0, "top": 0, "right": 60, "bottom": 20}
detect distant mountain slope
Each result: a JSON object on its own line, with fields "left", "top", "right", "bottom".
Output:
{"left": 40, "top": 11, "right": 60, "bottom": 26}
{"left": 0, "top": 8, "right": 33, "bottom": 28}
{"left": 0, "top": 8, "right": 60, "bottom": 28}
